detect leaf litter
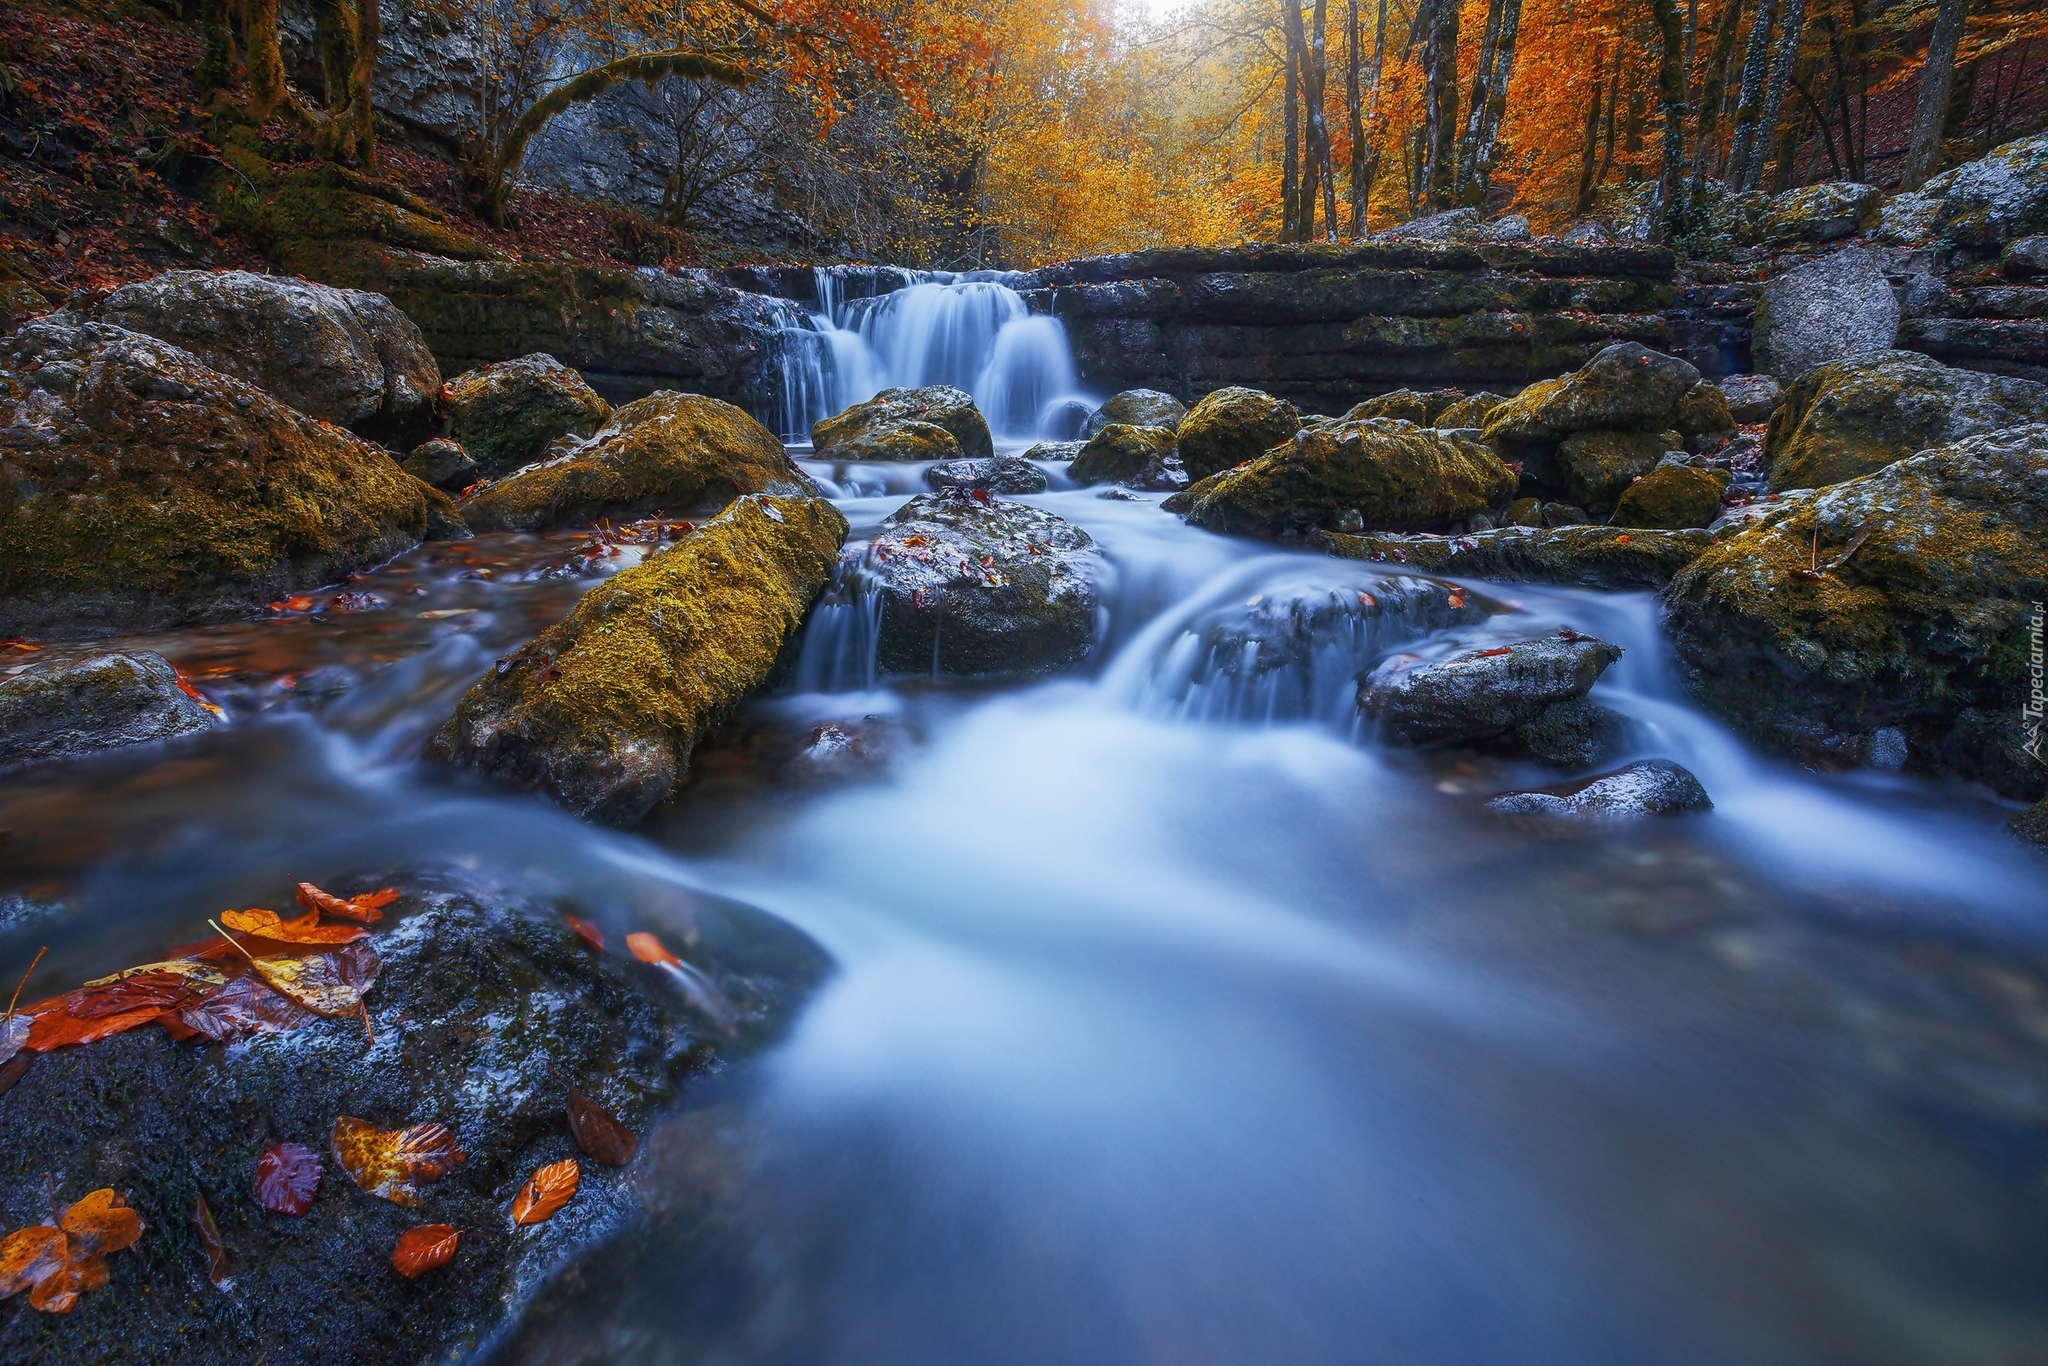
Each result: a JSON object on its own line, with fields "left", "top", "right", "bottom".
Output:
{"left": 332, "top": 1117, "right": 465, "bottom": 1208}
{"left": 510, "top": 1159, "right": 580, "bottom": 1226}
{"left": 0, "top": 1187, "right": 144, "bottom": 1314}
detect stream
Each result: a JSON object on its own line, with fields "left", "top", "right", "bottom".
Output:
{"left": 4, "top": 452, "right": 2046, "bottom": 1364}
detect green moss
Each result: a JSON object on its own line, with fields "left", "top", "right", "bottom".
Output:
{"left": 1324, "top": 523, "right": 1709, "bottom": 588}
{"left": 204, "top": 151, "right": 495, "bottom": 277}
{"left": 1611, "top": 464, "right": 1729, "bottom": 529}
{"left": 1676, "top": 382, "right": 1737, "bottom": 443}
{"left": 429, "top": 494, "right": 849, "bottom": 823}
{"left": 445, "top": 355, "right": 612, "bottom": 476}
{"left": 1338, "top": 389, "right": 1430, "bottom": 424}
{"left": 1558, "top": 429, "right": 1670, "bottom": 505}
{"left": 1175, "top": 386, "right": 1302, "bottom": 480}
{"left": 1435, "top": 391, "right": 1506, "bottom": 428}
{"left": 811, "top": 386, "right": 992, "bottom": 461}
{"left": 1069, "top": 423, "right": 1177, "bottom": 485}
{"left": 814, "top": 419, "right": 961, "bottom": 461}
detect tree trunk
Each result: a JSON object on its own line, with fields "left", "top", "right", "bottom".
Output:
{"left": 351, "top": 0, "right": 379, "bottom": 167}
{"left": 1347, "top": 0, "right": 1366, "bottom": 235}
{"left": 1466, "top": 0, "right": 1524, "bottom": 206}
{"left": 1421, "top": 0, "right": 1460, "bottom": 210}
{"left": 1724, "top": 0, "right": 1777, "bottom": 187}
{"left": 1903, "top": 0, "right": 1968, "bottom": 188}
{"left": 1741, "top": 0, "right": 1807, "bottom": 190}
{"left": 244, "top": 0, "right": 290, "bottom": 126}
{"left": 1282, "top": 2, "right": 1302, "bottom": 240}
{"left": 1649, "top": 0, "right": 1687, "bottom": 243}
{"left": 1307, "top": 0, "right": 1338, "bottom": 240}
{"left": 1354, "top": 0, "right": 1389, "bottom": 233}
{"left": 1457, "top": 0, "right": 1508, "bottom": 201}
{"left": 1576, "top": 47, "right": 1608, "bottom": 215}
{"left": 200, "top": 0, "right": 242, "bottom": 99}
{"left": 1691, "top": 0, "right": 1745, "bottom": 188}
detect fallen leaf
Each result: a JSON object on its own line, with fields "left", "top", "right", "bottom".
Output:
{"left": 625, "top": 932, "right": 679, "bottom": 967}
{"left": 0, "top": 638, "right": 42, "bottom": 652}
{"left": 1, "top": 1189, "right": 144, "bottom": 1313}
{"left": 418, "top": 608, "right": 477, "bottom": 619}
{"left": 392, "top": 1225, "right": 459, "bottom": 1278}
{"left": 221, "top": 907, "right": 368, "bottom": 946}
{"left": 0, "top": 1225, "right": 64, "bottom": 1303}
{"left": 332, "top": 1117, "right": 465, "bottom": 1208}
{"left": 172, "top": 973, "right": 316, "bottom": 1043}
{"left": 0, "top": 1013, "right": 27, "bottom": 1067}
{"left": 296, "top": 883, "right": 399, "bottom": 924}
{"left": 229, "top": 937, "right": 379, "bottom": 1017}
{"left": 1473, "top": 647, "right": 1515, "bottom": 658}
{"left": 510, "top": 1158, "right": 579, "bottom": 1226}
{"left": 564, "top": 916, "right": 605, "bottom": 954}
{"left": 0, "top": 1053, "right": 29, "bottom": 1099}
{"left": 269, "top": 595, "right": 318, "bottom": 613}
{"left": 22, "top": 965, "right": 224, "bottom": 1051}
{"left": 1614, "top": 534, "right": 1632, "bottom": 544}
{"left": 256, "top": 1143, "right": 321, "bottom": 1215}
{"left": 192, "top": 1193, "right": 230, "bottom": 1289}
{"left": 61, "top": 1189, "right": 142, "bottom": 1259}
{"left": 561, "top": 1080, "right": 637, "bottom": 1167}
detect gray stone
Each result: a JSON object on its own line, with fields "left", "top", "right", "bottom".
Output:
{"left": 1934, "top": 132, "right": 2048, "bottom": 256}
{"left": 403, "top": 437, "right": 479, "bottom": 492}
{"left": 1760, "top": 182, "right": 1883, "bottom": 244}
{"left": 1483, "top": 214, "right": 1533, "bottom": 243}
{"left": 924, "top": 453, "right": 1049, "bottom": 495}
{"left": 443, "top": 353, "right": 612, "bottom": 476}
{"left": 1360, "top": 632, "right": 1624, "bottom": 747}
{"left": 1753, "top": 247, "right": 1900, "bottom": 382}
{"left": 0, "top": 651, "right": 219, "bottom": 773}
{"left": 2003, "top": 236, "right": 2048, "bottom": 280}
{"left": 1377, "top": 207, "right": 1485, "bottom": 241}
{"left": 1718, "top": 373, "right": 1783, "bottom": 423}
{"left": 1485, "top": 758, "right": 1713, "bottom": 819}
{"left": 1021, "top": 440, "right": 1086, "bottom": 462}
{"left": 1871, "top": 190, "right": 1943, "bottom": 247}
{"left": 1083, "top": 388, "right": 1188, "bottom": 436}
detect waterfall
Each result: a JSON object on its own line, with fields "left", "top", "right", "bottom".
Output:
{"left": 768, "top": 268, "right": 1093, "bottom": 444}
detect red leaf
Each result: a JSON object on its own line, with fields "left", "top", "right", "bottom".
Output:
{"left": 391, "top": 1225, "right": 459, "bottom": 1278}
{"left": 256, "top": 1143, "right": 321, "bottom": 1216}
{"left": 1474, "top": 647, "right": 1515, "bottom": 658}
{"left": 564, "top": 916, "right": 605, "bottom": 954}
{"left": 295, "top": 882, "right": 399, "bottom": 924}
{"left": 562, "top": 1080, "right": 637, "bottom": 1166}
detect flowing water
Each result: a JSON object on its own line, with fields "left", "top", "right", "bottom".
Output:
{"left": 6, "top": 348, "right": 2048, "bottom": 1360}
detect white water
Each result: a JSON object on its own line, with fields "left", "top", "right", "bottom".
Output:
{"left": 771, "top": 269, "right": 1095, "bottom": 443}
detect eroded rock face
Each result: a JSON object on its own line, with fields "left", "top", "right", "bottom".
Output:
{"left": 857, "top": 494, "right": 1103, "bottom": 677}
{"left": 1084, "top": 388, "right": 1187, "bottom": 436}
{"left": 1068, "top": 423, "right": 1182, "bottom": 488}
{"left": 1611, "top": 464, "right": 1729, "bottom": 529}
{"left": 1484, "top": 342, "right": 1701, "bottom": 444}
{"left": 1322, "top": 524, "right": 1710, "bottom": 589}
{"left": 1763, "top": 350, "right": 2048, "bottom": 492}
{"left": 460, "top": 392, "right": 813, "bottom": 532}
{"left": 1934, "top": 132, "right": 2048, "bottom": 257}
{"left": 811, "top": 385, "right": 993, "bottom": 462}
{"left": 1174, "top": 386, "right": 1302, "bottom": 480}
{"left": 430, "top": 495, "right": 848, "bottom": 823}
{"left": 1181, "top": 419, "right": 1516, "bottom": 538}
{"left": 1752, "top": 248, "right": 1900, "bottom": 382}
{"left": 0, "top": 651, "right": 219, "bottom": 773}
{"left": 98, "top": 270, "right": 440, "bottom": 434}
{"left": 1665, "top": 423, "right": 2048, "bottom": 798}
{"left": 1485, "top": 758, "right": 1713, "bottom": 819}
{"left": 443, "top": 353, "right": 612, "bottom": 476}
{"left": 1361, "top": 633, "right": 1624, "bottom": 756}
{"left": 0, "top": 315, "right": 435, "bottom": 639}
{"left": 925, "top": 453, "right": 1048, "bottom": 495}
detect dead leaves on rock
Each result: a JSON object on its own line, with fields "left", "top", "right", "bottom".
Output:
{"left": 332, "top": 1117, "right": 465, "bottom": 1208}
{"left": 559, "top": 1076, "right": 638, "bottom": 1167}
{"left": 256, "top": 1142, "right": 322, "bottom": 1216}
{"left": 0, "top": 1188, "right": 143, "bottom": 1314}
{"left": 221, "top": 907, "right": 368, "bottom": 946}
{"left": 510, "top": 1158, "right": 580, "bottom": 1226}
{"left": 192, "top": 1193, "right": 230, "bottom": 1289}
{"left": 296, "top": 882, "right": 399, "bottom": 924}
{"left": 391, "top": 1224, "right": 459, "bottom": 1278}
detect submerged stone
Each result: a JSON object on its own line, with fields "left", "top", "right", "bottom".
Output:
{"left": 1485, "top": 758, "right": 1713, "bottom": 820}
{"left": 0, "top": 651, "right": 219, "bottom": 773}
{"left": 925, "top": 453, "right": 1049, "bottom": 495}
{"left": 1361, "top": 632, "right": 1624, "bottom": 750}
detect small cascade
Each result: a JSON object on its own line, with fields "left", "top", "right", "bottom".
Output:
{"left": 767, "top": 267, "right": 1093, "bottom": 444}
{"left": 790, "top": 547, "right": 887, "bottom": 692}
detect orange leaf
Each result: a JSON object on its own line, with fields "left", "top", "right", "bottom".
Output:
{"left": 241, "top": 940, "right": 380, "bottom": 1017}
{"left": 392, "top": 1224, "right": 460, "bottom": 1278}
{"left": 0, "top": 1226, "right": 65, "bottom": 1299}
{"left": 222, "top": 907, "right": 368, "bottom": 946}
{"left": 296, "top": 882, "right": 398, "bottom": 924}
{"left": 564, "top": 916, "right": 605, "bottom": 954}
{"left": 2, "top": 1189, "right": 142, "bottom": 1313}
{"left": 562, "top": 1080, "right": 637, "bottom": 1167}
{"left": 332, "top": 1117, "right": 465, "bottom": 1208}
{"left": 193, "top": 1193, "right": 229, "bottom": 1288}
{"left": 1474, "top": 647, "right": 1515, "bottom": 658}
{"left": 60, "top": 1189, "right": 142, "bottom": 1258}
{"left": 625, "top": 932, "right": 679, "bottom": 967}
{"left": 510, "top": 1158, "right": 580, "bottom": 1226}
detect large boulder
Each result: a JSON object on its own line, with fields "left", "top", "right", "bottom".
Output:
{"left": 1434, "top": 391, "right": 1507, "bottom": 429}
{"left": 0, "top": 316, "right": 437, "bottom": 639}
{"left": 857, "top": 495, "right": 1103, "bottom": 676}
{"left": 1174, "top": 386, "right": 1302, "bottom": 480}
{"left": 1611, "top": 464, "right": 1729, "bottom": 529}
{"left": 1759, "top": 182, "right": 1883, "bottom": 245}
{"left": 459, "top": 392, "right": 813, "bottom": 533}
{"left": 1180, "top": 420, "right": 1516, "bottom": 539}
{"left": 811, "top": 385, "right": 993, "bottom": 462}
{"left": 1934, "top": 132, "right": 2048, "bottom": 256}
{"left": 925, "top": 453, "right": 1048, "bottom": 495}
{"left": 1763, "top": 350, "right": 2048, "bottom": 492}
{"left": 97, "top": 269, "right": 439, "bottom": 434}
{"left": 1083, "top": 388, "right": 1187, "bottom": 436}
{"left": 1752, "top": 247, "right": 1900, "bottom": 382}
{"left": 1664, "top": 423, "right": 2048, "bottom": 798}
{"left": 1484, "top": 342, "right": 1701, "bottom": 444}
{"left": 1361, "top": 633, "right": 1625, "bottom": 762}
{"left": 0, "top": 651, "right": 219, "bottom": 773}
{"left": 430, "top": 494, "right": 847, "bottom": 824}
{"left": 1485, "top": 759, "right": 1713, "bottom": 820}
{"left": 1557, "top": 429, "right": 1670, "bottom": 505}
{"left": 1323, "top": 523, "right": 1711, "bottom": 589}
{"left": 442, "top": 353, "right": 612, "bottom": 477}
{"left": 1067, "top": 423, "right": 1183, "bottom": 488}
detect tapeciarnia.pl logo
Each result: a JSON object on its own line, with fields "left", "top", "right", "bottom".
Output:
{"left": 2027, "top": 601, "right": 2045, "bottom": 763}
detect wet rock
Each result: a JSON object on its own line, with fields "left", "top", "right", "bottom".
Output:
{"left": 0, "top": 880, "right": 826, "bottom": 1366}
{"left": 1323, "top": 523, "right": 1710, "bottom": 589}
{"left": 1338, "top": 389, "right": 1431, "bottom": 425}
{"left": 811, "top": 385, "right": 993, "bottom": 462}
{"left": 1676, "top": 382, "right": 1738, "bottom": 451}
{"left": 1611, "top": 464, "right": 1730, "bottom": 530}
{"left": 1434, "top": 391, "right": 1506, "bottom": 429}
{"left": 442, "top": 353, "right": 612, "bottom": 477}
{"left": 1512, "top": 696, "right": 1624, "bottom": 767}
{"left": 0, "top": 315, "right": 437, "bottom": 640}
{"left": 858, "top": 494, "right": 1103, "bottom": 676}
{"left": 1752, "top": 247, "right": 1900, "bottom": 382}
{"left": 1664, "top": 423, "right": 2048, "bottom": 799}
{"left": 460, "top": 392, "right": 814, "bottom": 533}
{"left": 1068, "top": 423, "right": 1182, "bottom": 489}
{"left": 1174, "top": 386, "right": 1302, "bottom": 480}
{"left": 1542, "top": 502, "right": 1591, "bottom": 526}
{"left": 1933, "top": 131, "right": 2048, "bottom": 257}
{"left": 1485, "top": 758, "right": 1713, "bottom": 820}
{"left": 924, "top": 453, "right": 1049, "bottom": 495}
{"left": 430, "top": 494, "right": 848, "bottom": 824}
{"left": 2014, "top": 798, "right": 2048, "bottom": 851}
{"left": 1557, "top": 429, "right": 1669, "bottom": 505}
{"left": 1181, "top": 420, "right": 1515, "bottom": 539}
{"left": 1718, "top": 373, "right": 1783, "bottom": 423}
{"left": 1020, "top": 440, "right": 1085, "bottom": 462}
{"left": 1361, "top": 632, "right": 1623, "bottom": 755}
{"left": 0, "top": 651, "right": 219, "bottom": 773}
{"left": 2003, "top": 236, "right": 2048, "bottom": 279}
{"left": 417, "top": 480, "right": 473, "bottom": 542}
{"left": 1484, "top": 342, "right": 1701, "bottom": 444}
{"left": 1759, "top": 182, "right": 1883, "bottom": 245}
{"left": 1377, "top": 207, "right": 1485, "bottom": 241}
{"left": 1083, "top": 388, "right": 1187, "bottom": 436}
{"left": 1762, "top": 350, "right": 2048, "bottom": 492}
{"left": 1503, "top": 497, "right": 1544, "bottom": 527}
{"left": 96, "top": 269, "right": 441, "bottom": 436}
{"left": 403, "top": 437, "right": 478, "bottom": 492}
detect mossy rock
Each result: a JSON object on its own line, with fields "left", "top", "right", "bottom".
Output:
{"left": 444, "top": 354, "right": 612, "bottom": 477}
{"left": 1337, "top": 389, "right": 1431, "bottom": 425}
{"left": 1758, "top": 182, "right": 1883, "bottom": 245}
{"left": 1175, "top": 386, "right": 1302, "bottom": 480}
{"left": 1068, "top": 423, "right": 1177, "bottom": 486}
{"left": 1934, "top": 132, "right": 2048, "bottom": 256}
{"left": 1084, "top": 388, "right": 1187, "bottom": 435}
{"left": 1664, "top": 422, "right": 2048, "bottom": 798}
{"left": 1763, "top": 349, "right": 2048, "bottom": 492}
{"left": 1611, "top": 464, "right": 1729, "bottom": 529}
{"left": 403, "top": 438, "right": 479, "bottom": 492}
{"left": 1323, "top": 523, "right": 1709, "bottom": 589}
{"left": 1435, "top": 391, "right": 1507, "bottom": 429}
{"left": 0, "top": 651, "right": 219, "bottom": 774}
{"left": 811, "top": 386, "right": 992, "bottom": 461}
{"left": 815, "top": 419, "right": 961, "bottom": 462}
{"left": 1183, "top": 419, "right": 1515, "bottom": 539}
{"left": 430, "top": 494, "right": 848, "bottom": 824}
{"left": 0, "top": 316, "right": 434, "bottom": 640}
{"left": 460, "top": 392, "right": 812, "bottom": 533}
{"left": 204, "top": 149, "right": 495, "bottom": 272}
{"left": 1558, "top": 429, "right": 1670, "bottom": 505}
{"left": 1483, "top": 342, "right": 1701, "bottom": 443}
{"left": 1675, "top": 382, "right": 1737, "bottom": 448}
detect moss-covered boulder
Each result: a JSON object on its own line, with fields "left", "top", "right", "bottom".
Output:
{"left": 443, "top": 353, "right": 612, "bottom": 477}
{"left": 460, "top": 392, "right": 813, "bottom": 533}
{"left": 1182, "top": 419, "right": 1516, "bottom": 539}
{"left": 1934, "top": 132, "right": 2048, "bottom": 256}
{"left": 1676, "top": 382, "right": 1738, "bottom": 449}
{"left": 811, "top": 385, "right": 992, "bottom": 461}
{"left": 0, "top": 316, "right": 435, "bottom": 640}
{"left": 0, "top": 651, "right": 219, "bottom": 774}
{"left": 1084, "top": 388, "right": 1187, "bottom": 436}
{"left": 1322, "top": 523, "right": 1709, "bottom": 589}
{"left": 1434, "top": 391, "right": 1507, "bottom": 429}
{"left": 1484, "top": 342, "right": 1701, "bottom": 443}
{"left": 1759, "top": 182, "right": 1883, "bottom": 245}
{"left": 0, "top": 880, "right": 825, "bottom": 1366}
{"left": 858, "top": 494, "right": 1103, "bottom": 676}
{"left": 430, "top": 494, "right": 846, "bottom": 824}
{"left": 1174, "top": 386, "right": 1302, "bottom": 480}
{"left": 1664, "top": 422, "right": 2048, "bottom": 797}
{"left": 1338, "top": 389, "right": 1431, "bottom": 425}
{"left": 1612, "top": 464, "right": 1729, "bottom": 529}
{"left": 1762, "top": 349, "right": 2048, "bottom": 492}
{"left": 403, "top": 438, "right": 479, "bottom": 492}
{"left": 1068, "top": 423, "right": 1181, "bottom": 487}
{"left": 1558, "top": 429, "right": 1670, "bottom": 505}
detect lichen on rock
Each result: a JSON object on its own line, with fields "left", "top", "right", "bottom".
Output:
{"left": 443, "top": 353, "right": 612, "bottom": 477}
{"left": 1611, "top": 464, "right": 1729, "bottom": 529}
{"left": 1084, "top": 388, "right": 1187, "bottom": 436}
{"left": 1068, "top": 423, "right": 1182, "bottom": 488}
{"left": 1174, "top": 386, "right": 1302, "bottom": 480}
{"left": 811, "top": 385, "right": 993, "bottom": 462}
{"left": 1483, "top": 342, "right": 1701, "bottom": 444}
